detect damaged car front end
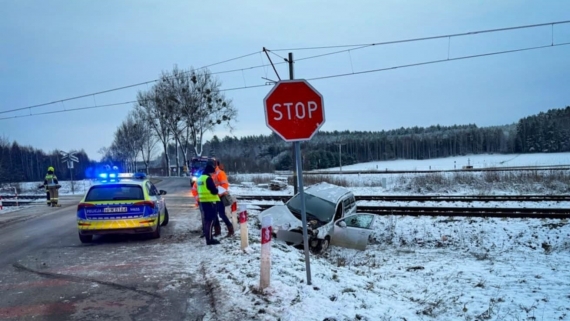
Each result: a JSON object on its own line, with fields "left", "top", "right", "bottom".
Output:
{"left": 260, "top": 182, "right": 367, "bottom": 253}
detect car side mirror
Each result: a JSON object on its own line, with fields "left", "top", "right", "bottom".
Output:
{"left": 338, "top": 221, "right": 347, "bottom": 228}
{"left": 159, "top": 190, "right": 167, "bottom": 195}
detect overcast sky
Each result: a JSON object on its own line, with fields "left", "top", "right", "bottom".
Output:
{"left": 1, "top": 0, "right": 569, "bottom": 161}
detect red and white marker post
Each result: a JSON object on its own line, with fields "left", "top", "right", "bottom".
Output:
{"left": 238, "top": 204, "right": 249, "bottom": 250}
{"left": 230, "top": 197, "right": 239, "bottom": 232}
{"left": 260, "top": 215, "right": 272, "bottom": 290}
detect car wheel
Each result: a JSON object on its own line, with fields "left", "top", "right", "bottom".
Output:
{"left": 311, "top": 237, "right": 330, "bottom": 254}
{"left": 161, "top": 208, "right": 169, "bottom": 226}
{"left": 150, "top": 218, "right": 161, "bottom": 239}
{"left": 79, "top": 233, "right": 93, "bottom": 244}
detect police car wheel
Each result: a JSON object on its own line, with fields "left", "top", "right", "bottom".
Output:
{"left": 161, "top": 208, "right": 169, "bottom": 226}
{"left": 79, "top": 233, "right": 93, "bottom": 243}
{"left": 150, "top": 219, "right": 161, "bottom": 239}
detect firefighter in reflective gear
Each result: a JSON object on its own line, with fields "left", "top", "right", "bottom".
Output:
{"left": 212, "top": 160, "right": 234, "bottom": 237}
{"left": 43, "top": 166, "right": 59, "bottom": 206}
{"left": 197, "top": 163, "right": 220, "bottom": 245}
{"left": 192, "top": 180, "right": 206, "bottom": 238}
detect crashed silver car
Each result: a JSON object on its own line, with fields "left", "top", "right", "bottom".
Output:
{"left": 260, "top": 182, "right": 376, "bottom": 253}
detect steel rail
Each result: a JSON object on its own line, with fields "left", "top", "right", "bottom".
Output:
{"left": 248, "top": 203, "right": 570, "bottom": 219}
{"left": 303, "top": 165, "right": 570, "bottom": 175}
{"left": 233, "top": 195, "right": 570, "bottom": 202}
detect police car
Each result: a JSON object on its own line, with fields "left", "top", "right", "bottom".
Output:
{"left": 76, "top": 172, "right": 169, "bottom": 243}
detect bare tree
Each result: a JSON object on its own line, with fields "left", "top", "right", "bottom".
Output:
{"left": 183, "top": 68, "right": 237, "bottom": 157}
{"left": 110, "top": 115, "right": 141, "bottom": 172}
{"left": 136, "top": 89, "right": 172, "bottom": 176}
{"left": 155, "top": 66, "right": 237, "bottom": 159}
{"left": 133, "top": 108, "right": 158, "bottom": 173}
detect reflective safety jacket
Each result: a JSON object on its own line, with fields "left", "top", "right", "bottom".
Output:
{"left": 44, "top": 174, "right": 58, "bottom": 191}
{"left": 191, "top": 181, "right": 199, "bottom": 203}
{"left": 213, "top": 166, "right": 229, "bottom": 196}
{"left": 197, "top": 174, "right": 220, "bottom": 203}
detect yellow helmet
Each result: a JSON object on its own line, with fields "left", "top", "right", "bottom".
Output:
{"left": 48, "top": 166, "right": 55, "bottom": 172}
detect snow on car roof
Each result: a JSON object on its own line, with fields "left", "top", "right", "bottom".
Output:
{"left": 304, "top": 182, "right": 352, "bottom": 203}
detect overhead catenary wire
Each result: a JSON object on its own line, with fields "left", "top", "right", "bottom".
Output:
{"left": 1, "top": 20, "right": 569, "bottom": 119}
{"left": 269, "top": 20, "right": 570, "bottom": 51}
{"left": 2, "top": 39, "right": 568, "bottom": 121}
{"left": 306, "top": 41, "right": 570, "bottom": 81}
{"left": 0, "top": 51, "right": 263, "bottom": 115}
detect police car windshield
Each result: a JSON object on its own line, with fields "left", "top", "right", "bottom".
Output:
{"left": 85, "top": 185, "right": 144, "bottom": 202}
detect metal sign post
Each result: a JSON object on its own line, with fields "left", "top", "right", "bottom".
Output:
{"left": 263, "top": 52, "right": 325, "bottom": 286}
{"left": 60, "top": 151, "right": 79, "bottom": 195}
{"left": 294, "top": 141, "right": 311, "bottom": 285}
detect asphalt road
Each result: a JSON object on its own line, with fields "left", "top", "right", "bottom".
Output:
{"left": 0, "top": 177, "right": 210, "bottom": 321}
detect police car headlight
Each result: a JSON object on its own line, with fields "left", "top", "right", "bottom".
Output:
{"left": 109, "top": 173, "right": 116, "bottom": 178}
{"left": 99, "top": 173, "right": 108, "bottom": 179}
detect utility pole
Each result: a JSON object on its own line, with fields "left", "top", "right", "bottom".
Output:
{"left": 339, "top": 143, "right": 342, "bottom": 173}
{"left": 288, "top": 52, "right": 298, "bottom": 195}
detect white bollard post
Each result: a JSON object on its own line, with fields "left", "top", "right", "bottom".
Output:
{"left": 238, "top": 204, "right": 249, "bottom": 250}
{"left": 260, "top": 215, "right": 272, "bottom": 290}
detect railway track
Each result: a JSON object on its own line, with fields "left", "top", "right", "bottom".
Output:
{"left": 248, "top": 203, "right": 570, "bottom": 219}
{"left": 233, "top": 194, "right": 570, "bottom": 202}
{"left": 304, "top": 165, "right": 570, "bottom": 175}
{"left": 0, "top": 195, "right": 45, "bottom": 200}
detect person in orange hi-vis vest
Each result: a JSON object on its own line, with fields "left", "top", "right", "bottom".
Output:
{"left": 212, "top": 160, "right": 234, "bottom": 237}
{"left": 192, "top": 181, "right": 206, "bottom": 238}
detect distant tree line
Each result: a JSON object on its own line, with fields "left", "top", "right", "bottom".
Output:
{"left": 1, "top": 107, "right": 569, "bottom": 182}
{"left": 203, "top": 106, "right": 570, "bottom": 172}
{"left": 514, "top": 106, "right": 570, "bottom": 153}
{"left": 0, "top": 137, "right": 95, "bottom": 183}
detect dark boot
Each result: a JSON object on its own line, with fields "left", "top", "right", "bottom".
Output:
{"left": 213, "top": 224, "right": 221, "bottom": 236}
{"left": 227, "top": 225, "right": 234, "bottom": 237}
{"left": 207, "top": 239, "right": 220, "bottom": 245}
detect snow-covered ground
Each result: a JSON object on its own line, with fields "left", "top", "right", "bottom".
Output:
{"left": 319, "top": 152, "right": 570, "bottom": 172}
{"left": 1, "top": 153, "right": 569, "bottom": 320}
{"left": 205, "top": 153, "right": 569, "bottom": 320}
{"left": 167, "top": 199, "right": 570, "bottom": 321}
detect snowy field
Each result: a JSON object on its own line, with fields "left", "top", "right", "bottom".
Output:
{"left": 319, "top": 152, "right": 570, "bottom": 172}
{"left": 1, "top": 153, "right": 569, "bottom": 320}
{"left": 204, "top": 153, "right": 570, "bottom": 320}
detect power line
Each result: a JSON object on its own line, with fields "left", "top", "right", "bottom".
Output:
{"left": 3, "top": 40, "right": 568, "bottom": 121}
{"left": 306, "top": 41, "right": 570, "bottom": 81}
{"left": 270, "top": 20, "right": 570, "bottom": 51}
{"left": 0, "top": 101, "right": 137, "bottom": 120}
{"left": 2, "top": 20, "right": 569, "bottom": 118}
{"left": 0, "top": 51, "right": 262, "bottom": 115}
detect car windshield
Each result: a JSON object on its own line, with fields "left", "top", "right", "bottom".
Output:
{"left": 85, "top": 185, "right": 144, "bottom": 202}
{"left": 286, "top": 193, "right": 336, "bottom": 223}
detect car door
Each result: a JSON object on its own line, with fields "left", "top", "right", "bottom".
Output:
{"left": 330, "top": 213, "right": 376, "bottom": 250}
{"left": 146, "top": 182, "right": 163, "bottom": 216}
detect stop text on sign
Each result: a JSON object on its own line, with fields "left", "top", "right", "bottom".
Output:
{"left": 263, "top": 79, "right": 325, "bottom": 142}
{"left": 272, "top": 101, "right": 318, "bottom": 120}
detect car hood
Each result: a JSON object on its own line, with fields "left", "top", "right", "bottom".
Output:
{"left": 259, "top": 205, "right": 302, "bottom": 230}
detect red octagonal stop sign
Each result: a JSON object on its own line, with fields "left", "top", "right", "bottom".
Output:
{"left": 263, "top": 79, "right": 325, "bottom": 142}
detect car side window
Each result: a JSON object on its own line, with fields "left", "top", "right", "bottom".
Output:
{"left": 342, "top": 195, "right": 356, "bottom": 214}
{"left": 146, "top": 182, "right": 157, "bottom": 196}
{"left": 341, "top": 214, "right": 374, "bottom": 229}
